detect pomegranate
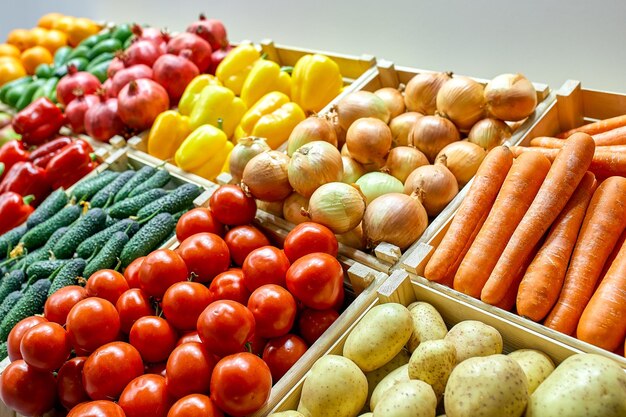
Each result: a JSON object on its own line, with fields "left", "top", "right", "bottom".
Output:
{"left": 118, "top": 79, "right": 169, "bottom": 131}
{"left": 167, "top": 33, "right": 212, "bottom": 73}
{"left": 65, "top": 91, "right": 100, "bottom": 134}
{"left": 186, "top": 15, "right": 228, "bottom": 51}
{"left": 84, "top": 95, "right": 125, "bottom": 142}
{"left": 132, "top": 24, "right": 169, "bottom": 52}
{"left": 153, "top": 52, "right": 199, "bottom": 102}
{"left": 122, "top": 39, "right": 162, "bottom": 67}
{"left": 102, "top": 78, "right": 113, "bottom": 98}
{"left": 110, "top": 64, "right": 153, "bottom": 97}
{"left": 107, "top": 56, "right": 125, "bottom": 79}
{"left": 56, "top": 65, "right": 101, "bottom": 106}
{"left": 208, "top": 45, "right": 232, "bottom": 75}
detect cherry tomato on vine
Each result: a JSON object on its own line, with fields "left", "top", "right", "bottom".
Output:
{"left": 224, "top": 225, "right": 270, "bottom": 266}
{"left": 0, "top": 360, "right": 56, "bottom": 416}
{"left": 247, "top": 284, "right": 297, "bottom": 339}
{"left": 129, "top": 316, "right": 178, "bottom": 363}
{"left": 298, "top": 308, "right": 340, "bottom": 345}
{"left": 242, "top": 246, "right": 290, "bottom": 291}
{"left": 166, "top": 342, "right": 217, "bottom": 399}
{"left": 139, "top": 249, "right": 189, "bottom": 298}
{"left": 208, "top": 269, "right": 251, "bottom": 305}
{"left": 162, "top": 281, "right": 212, "bottom": 331}
{"left": 118, "top": 374, "right": 173, "bottom": 417}
{"left": 285, "top": 253, "right": 344, "bottom": 310}
{"left": 116, "top": 288, "right": 156, "bottom": 334}
{"left": 7, "top": 316, "right": 47, "bottom": 361}
{"left": 176, "top": 207, "right": 224, "bottom": 241}
{"left": 209, "top": 185, "right": 257, "bottom": 226}
{"left": 176, "top": 233, "right": 230, "bottom": 283}
{"left": 124, "top": 256, "right": 145, "bottom": 289}
{"left": 44, "top": 285, "right": 88, "bottom": 326}
{"left": 167, "top": 393, "right": 224, "bottom": 417}
{"left": 262, "top": 334, "right": 308, "bottom": 381}
{"left": 66, "top": 297, "right": 120, "bottom": 353}
{"left": 197, "top": 300, "right": 256, "bottom": 358}
{"left": 57, "top": 357, "right": 89, "bottom": 410}
{"left": 20, "top": 322, "right": 71, "bottom": 371}
{"left": 67, "top": 400, "right": 126, "bottom": 417}
{"left": 283, "top": 222, "right": 338, "bottom": 263}
{"left": 86, "top": 269, "right": 130, "bottom": 305}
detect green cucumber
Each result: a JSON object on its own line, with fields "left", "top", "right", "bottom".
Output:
{"left": 123, "top": 35, "right": 134, "bottom": 49}
{"left": 90, "top": 171, "right": 136, "bottom": 208}
{"left": 105, "top": 216, "right": 117, "bottom": 228}
{"left": 120, "top": 213, "right": 176, "bottom": 267}
{"left": 26, "top": 260, "right": 70, "bottom": 283}
{"left": 15, "top": 79, "right": 46, "bottom": 110}
{"left": 53, "top": 46, "right": 73, "bottom": 66}
{"left": 71, "top": 170, "right": 119, "bottom": 202}
{"left": 107, "top": 189, "right": 168, "bottom": 219}
{"left": 10, "top": 226, "right": 70, "bottom": 271}
{"left": 0, "top": 270, "right": 25, "bottom": 304}
{"left": 75, "top": 218, "right": 140, "bottom": 259}
{"left": 68, "top": 45, "right": 90, "bottom": 60}
{"left": 27, "top": 189, "right": 69, "bottom": 229}
{"left": 35, "top": 63, "right": 55, "bottom": 78}
{"left": 114, "top": 166, "right": 157, "bottom": 203}
{"left": 128, "top": 169, "right": 171, "bottom": 197}
{"left": 0, "top": 279, "right": 50, "bottom": 341}
{"left": 88, "top": 59, "right": 112, "bottom": 83}
{"left": 0, "top": 341, "right": 7, "bottom": 361}
{"left": 52, "top": 208, "right": 107, "bottom": 259}
{"left": 88, "top": 39, "right": 122, "bottom": 60}
{"left": 86, "top": 52, "right": 115, "bottom": 69}
{"left": 4, "top": 81, "right": 32, "bottom": 107}
{"left": 83, "top": 232, "right": 129, "bottom": 277}
{"left": 0, "top": 291, "right": 22, "bottom": 321}
{"left": 48, "top": 258, "right": 86, "bottom": 296}
{"left": 0, "top": 225, "right": 28, "bottom": 258}
{"left": 0, "top": 76, "right": 32, "bottom": 103}
{"left": 20, "top": 205, "right": 81, "bottom": 250}
{"left": 79, "top": 32, "right": 110, "bottom": 49}
{"left": 31, "top": 77, "right": 59, "bottom": 103}
{"left": 54, "top": 58, "right": 89, "bottom": 77}
{"left": 111, "top": 24, "right": 132, "bottom": 43}
{"left": 136, "top": 184, "right": 202, "bottom": 219}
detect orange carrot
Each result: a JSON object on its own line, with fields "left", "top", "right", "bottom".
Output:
{"left": 576, "top": 237, "right": 626, "bottom": 351}
{"left": 494, "top": 238, "right": 542, "bottom": 312}
{"left": 556, "top": 114, "right": 626, "bottom": 138}
{"left": 509, "top": 146, "right": 559, "bottom": 160}
{"left": 452, "top": 151, "right": 551, "bottom": 298}
{"left": 482, "top": 133, "right": 596, "bottom": 305}
{"left": 592, "top": 126, "right": 626, "bottom": 146}
{"left": 516, "top": 172, "right": 597, "bottom": 321}
{"left": 424, "top": 147, "right": 514, "bottom": 283}
{"left": 530, "top": 136, "right": 566, "bottom": 148}
{"left": 598, "top": 229, "right": 626, "bottom": 287}
{"left": 544, "top": 176, "right": 626, "bottom": 335}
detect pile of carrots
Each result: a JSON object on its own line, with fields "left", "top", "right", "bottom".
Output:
{"left": 424, "top": 117, "right": 626, "bottom": 356}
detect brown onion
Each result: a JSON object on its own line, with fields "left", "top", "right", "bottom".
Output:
{"left": 304, "top": 182, "right": 366, "bottom": 233}
{"left": 485, "top": 73, "right": 537, "bottom": 121}
{"left": 467, "top": 118, "right": 512, "bottom": 150}
{"left": 328, "top": 112, "right": 347, "bottom": 149}
{"left": 436, "top": 76, "right": 485, "bottom": 131}
{"left": 390, "top": 112, "right": 424, "bottom": 147}
{"left": 346, "top": 117, "right": 392, "bottom": 166}
{"left": 229, "top": 136, "right": 271, "bottom": 183}
{"left": 286, "top": 115, "right": 338, "bottom": 156}
{"left": 283, "top": 192, "right": 309, "bottom": 224}
{"left": 257, "top": 199, "right": 284, "bottom": 217}
{"left": 437, "top": 141, "right": 487, "bottom": 186}
{"left": 336, "top": 91, "right": 390, "bottom": 130}
{"left": 404, "top": 72, "right": 452, "bottom": 115}
{"left": 362, "top": 193, "right": 428, "bottom": 250}
{"left": 340, "top": 143, "right": 351, "bottom": 157}
{"left": 375, "top": 87, "right": 405, "bottom": 119}
{"left": 409, "top": 115, "right": 460, "bottom": 162}
{"left": 241, "top": 151, "right": 292, "bottom": 202}
{"left": 287, "top": 141, "right": 343, "bottom": 198}
{"left": 382, "top": 146, "right": 429, "bottom": 183}
{"left": 336, "top": 223, "right": 366, "bottom": 250}
{"left": 404, "top": 155, "right": 459, "bottom": 216}
{"left": 355, "top": 172, "right": 404, "bottom": 205}
{"left": 342, "top": 156, "right": 366, "bottom": 183}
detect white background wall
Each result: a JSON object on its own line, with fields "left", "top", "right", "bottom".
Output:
{"left": 2, "top": 0, "right": 625, "bottom": 92}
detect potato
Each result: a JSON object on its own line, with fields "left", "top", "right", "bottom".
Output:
{"left": 269, "top": 412, "right": 306, "bottom": 417}
{"left": 508, "top": 349, "right": 555, "bottom": 394}
{"left": 407, "top": 301, "right": 448, "bottom": 352}
{"left": 444, "top": 354, "right": 528, "bottom": 417}
{"left": 358, "top": 414, "right": 373, "bottom": 417}
{"left": 365, "top": 350, "right": 410, "bottom": 409}
{"left": 408, "top": 339, "right": 456, "bottom": 398}
{"left": 343, "top": 303, "right": 413, "bottom": 372}
{"left": 298, "top": 355, "right": 368, "bottom": 417}
{"left": 373, "top": 380, "right": 437, "bottom": 417}
{"left": 526, "top": 353, "right": 626, "bottom": 417}
{"left": 444, "top": 320, "right": 502, "bottom": 363}
{"left": 370, "top": 363, "right": 410, "bottom": 410}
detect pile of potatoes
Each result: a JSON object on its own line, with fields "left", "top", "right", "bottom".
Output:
{"left": 269, "top": 302, "right": 626, "bottom": 417}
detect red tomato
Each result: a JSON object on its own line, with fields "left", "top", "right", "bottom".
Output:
{"left": 0, "top": 360, "right": 56, "bottom": 416}
{"left": 66, "top": 297, "right": 121, "bottom": 353}
{"left": 145, "top": 361, "right": 167, "bottom": 377}
{"left": 86, "top": 269, "right": 130, "bottom": 305}
{"left": 262, "top": 334, "right": 308, "bottom": 381}
{"left": 116, "top": 288, "right": 156, "bottom": 334}
{"left": 248, "top": 332, "right": 267, "bottom": 356}
{"left": 242, "top": 246, "right": 290, "bottom": 291}
{"left": 82, "top": 341, "right": 144, "bottom": 400}
{"left": 139, "top": 249, "right": 189, "bottom": 298}
{"left": 208, "top": 269, "right": 251, "bottom": 305}
{"left": 283, "top": 222, "right": 339, "bottom": 263}
{"left": 44, "top": 285, "right": 88, "bottom": 326}
{"left": 67, "top": 400, "right": 126, "bottom": 417}
{"left": 209, "top": 185, "right": 256, "bottom": 226}
{"left": 176, "top": 331, "right": 201, "bottom": 346}
{"left": 285, "top": 253, "right": 344, "bottom": 310}
{"left": 210, "top": 352, "right": 272, "bottom": 416}
{"left": 197, "top": 300, "right": 255, "bottom": 358}
{"left": 20, "top": 322, "right": 71, "bottom": 371}
{"left": 162, "top": 281, "right": 211, "bottom": 331}
{"left": 247, "top": 284, "right": 296, "bottom": 339}
{"left": 176, "top": 207, "right": 224, "bottom": 241}
{"left": 298, "top": 308, "right": 340, "bottom": 345}
{"left": 129, "top": 316, "right": 178, "bottom": 363}
{"left": 177, "top": 233, "right": 230, "bottom": 283}
{"left": 118, "top": 374, "right": 173, "bottom": 417}
{"left": 7, "top": 316, "right": 48, "bottom": 361}
{"left": 165, "top": 342, "right": 217, "bottom": 399}
{"left": 224, "top": 225, "right": 270, "bottom": 266}
{"left": 57, "top": 357, "right": 89, "bottom": 410}
{"left": 124, "top": 256, "right": 145, "bottom": 289}
{"left": 167, "top": 393, "right": 224, "bottom": 417}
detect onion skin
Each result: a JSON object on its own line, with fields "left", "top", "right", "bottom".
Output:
{"left": 336, "top": 91, "right": 390, "bottom": 130}
{"left": 403, "top": 156, "right": 459, "bottom": 217}
{"left": 341, "top": 156, "right": 366, "bottom": 184}
{"left": 404, "top": 72, "right": 452, "bottom": 115}
{"left": 485, "top": 73, "right": 537, "bottom": 121}
{"left": 283, "top": 193, "right": 309, "bottom": 224}
{"left": 229, "top": 136, "right": 271, "bottom": 183}
{"left": 363, "top": 193, "right": 428, "bottom": 250}
{"left": 437, "top": 141, "right": 487, "bottom": 186}
{"left": 409, "top": 115, "right": 460, "bottom": 162}
{"left": 436, "top": 76, "right": 485, "bottom": 131}
{"left": 257, "top": 199, "right": 284, "bottom": 217}
{"left": 355, "top": 172, "right": 404, "bottom": 205}
{"left": 287, "top": 116, "right": 338, "bottom": 156}
{"left": 305, "top": 182, "right": 366, "bottom": 234}
{"left": 346, "top": 117, "right": 392, "bottom": 166}
{"left": 390, "top": 112, "right": 423, "bottom": 147}
{"left": 336, "top": 223, "right": 366, "bottom": 250}
{"left": 382, "top": 146, "right": 429, "bottom": 183}
{"left": 375, "top": 87, "right": 405, "bottom": 119}
{"left": 287, "top": 141, "right": 343, "bottom": 198}
{"left": 467, "top": 118, "right": 512, "bottom": 150}
{"left": 241, "top": 151, "right": 292, "bottom": 201}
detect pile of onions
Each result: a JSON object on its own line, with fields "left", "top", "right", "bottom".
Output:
{"left": 404, "top": 155, "right": 459, "bottom": 216}
{"left": 467, "top": 118, "right": 512, "bottom": 150}
{"left": 436, "top": 141, "right": 487, "bottom": 186}
{"left": 485, "top": 73, "right": 537, "bottom": 121}
{"left": 341, "top": 156, "right": 366, "bottom": 183}
{"left": 241, "top": 151, "right": 292, "bottom": 202}
{"left": 283, "top": 192, "right": 309, "bottom": 224}
{"left": 390, "top": 112, "right": 423, "bottom": 147}
{"left": 346, "top": 117, "right": 392, "bottom": 166}
{"left": 304, "top": 182, "right": 366, "bottom": 234}
{"left": 374, "top": 87, "right": 405, "bottom": 119}
{"left": 404, "top": 72, "right": 452, "bottom": 115}
{"left": 229, "top": 137, "right": 271, "bottom": 183}
{"left": 363, "top": 193, "right": 428, "bottom": 250}
{"left": 355, "top": 172, "right": 404, "bottom": 205}
{"left": 336, "top": 223, "right": 367, "bottom": 250}
{"left": 257, "top": 199, "right": 284, "bottom": 217}
{"left": 409, "top": 115, "right": 460, "bottom": 162}
{"left": 286, "top": 116, "right": 338, "bottom": 156}
{"left": 287, "top": 141, "right": 343, "bottom": 198}
{"left": 382, "top": 146, "right": 429, "bottom": 183}
{"left": 336, "top": 91, "right": 390, "bottom": 130}
{"left": 436, "top": 76, "right": 485, "bottom": 131}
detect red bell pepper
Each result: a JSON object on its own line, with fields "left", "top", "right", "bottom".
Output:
{"left": 0, "top": 140, "right": 30, "bottom": 175}
{"left": 12, "top": 98, "right": 65, "bottom": 146}
{"left": 0, "top": 192, "right": 35, "bottom": 234}
{"left": 0, "top": 161, "right": 50, "bottom": 204}
{"left": 29, "top": 136, "right": 74, "bottom": 168}
{"left": 45, "top": 140, "right": 96, "bottom": 189}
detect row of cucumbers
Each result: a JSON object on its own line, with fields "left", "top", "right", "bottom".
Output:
{"left": 0, "top": 23, "right": 133, "bottom": 110}
{"left": 0, "top": 165, "right": 202, "bottom": 353}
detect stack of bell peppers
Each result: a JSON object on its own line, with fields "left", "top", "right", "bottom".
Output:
{"left": 146, "top": 42, "right": 344, "bottom": 181}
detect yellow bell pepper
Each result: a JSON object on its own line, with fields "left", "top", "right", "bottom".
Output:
{"left": 175, "top": 124, "right": 234, "bottom": 180}
{"left": 215, "top": 43, "right": 260, "bottom": 96}
{"left": 233, "top": 124, "right": 247, "bottom": 143}
{"left": 239, "top": 91, "right": 290, "bottom": 135}
{"left": 147, "top": 110, "right": 192, "bottom": 161}
{"left": 291, "top": 54, "right": 343, "bottom": 114}
{"left": 240, "top": 59, "right": 291, "bottom": 108}
{"left": 189, "top": 85, "right": 246, "bottom": 138}
{"left": 221, "top": 148, "right": 232, "bottom": 174}
{"left": 178, "top": 74, "right": 221, "bottom": 116}
{"left": 251, "top": 102, "right": 306, "bottom": 149}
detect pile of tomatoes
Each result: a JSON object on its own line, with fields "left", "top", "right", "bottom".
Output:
{"left": 0, "top": 184, "right": 345, "bottom": 417}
